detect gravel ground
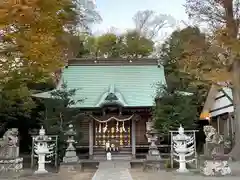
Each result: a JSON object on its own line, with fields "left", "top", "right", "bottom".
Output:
{"left": 130, "top": 169, "right": 240, "bottom": 180}
{"left": 72, "top": 170, "right": 95, "bottom": 180}
{"left": 130, "top": 162, "right": 240, "bottom": 180}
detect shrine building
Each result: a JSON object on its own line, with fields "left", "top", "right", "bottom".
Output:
{"left": 34, "top": 58, "right": 166, "bottom": 160}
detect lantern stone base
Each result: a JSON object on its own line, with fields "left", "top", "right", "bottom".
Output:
{"left": 147, "top": 145, "right": 161, "bottom": 160}
{"left": 63, "top": 156, "right": 79, "bottom": 164}
{"left": 143, "top": 160, "right": 164, "bottom": 172}
{"left": 143, "top": 150, "right": 163, "bottom": 171}
{"left": 60, "top": 163, "right": 83, "bottom": 173}
{"left": 176, "top": 168, "right": 189, "bottom": 173}
{"left": 63, "top": 150, "right": 79, "bottom": 164}
{"left": 201, "top": 160, "right": 231, "bottom": 176}
{"left": 0, "top": 157, "right": 23, "bottom": 172}
{"left": 34, "top": 169, "right": 48, "bottom": 174}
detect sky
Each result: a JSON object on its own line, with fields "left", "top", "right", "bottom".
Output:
{"left": 92, "top": 0, "right": 189, "bottom": 38}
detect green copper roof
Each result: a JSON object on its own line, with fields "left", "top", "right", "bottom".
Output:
{"left": 34, "top": 61, "right": 166, "bottom": 108}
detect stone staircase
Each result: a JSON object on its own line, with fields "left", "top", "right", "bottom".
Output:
{"left": 93, "top": 147, "right": 132, "bottom": 160}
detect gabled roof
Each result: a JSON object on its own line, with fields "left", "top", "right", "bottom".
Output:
{"left": 33, "top": 58, "right": 166, "bottom": 108}
{"left": 200, "top": 84, "right": 233, "bottom": 119}
{"left": 95, "top": 84, "right": 128, "bottom": 107}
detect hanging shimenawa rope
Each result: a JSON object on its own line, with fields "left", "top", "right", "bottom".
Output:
{"left": 89, "top": 114, "right": 134, "bottom": 123}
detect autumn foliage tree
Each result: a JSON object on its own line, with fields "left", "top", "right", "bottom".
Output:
{"left": 0, "top": 0, "right": 80, "bottom": 81}
{"left": 154, "top": 27, "right": 208, "bottom": 135}
{"left": 0, "top": 0, "right": 86, "bottom": 138}
{"left": 182, "top": 0, "right": 240, "bottom": 159}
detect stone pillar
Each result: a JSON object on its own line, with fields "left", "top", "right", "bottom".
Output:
{"left": 89, "top": 119, "right": 93, "bottom": 159}
{"left": 131, "top": 119, "right": 136, "bottom": 158}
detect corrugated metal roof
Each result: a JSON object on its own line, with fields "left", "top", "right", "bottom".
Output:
{"left": 33, "top": 64, "right": 166, "bottom": 108}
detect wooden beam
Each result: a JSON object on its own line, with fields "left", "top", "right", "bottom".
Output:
{"left": 89, "top": 119, "right": 93, "bottom": 159}
{"left": 131, "top": 119, "right": 136, "bottom": 158}
{"left": 202, "top": 85, "right": 220, "bottom": 113}
{"left": 220, "top": 88, "right": 233, "bottom": 103}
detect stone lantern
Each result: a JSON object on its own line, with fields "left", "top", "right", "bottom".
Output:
{"left": 146, "top": 128, "right": 161, "bottom": 161}
{"left": 63, "top": 124, "right": 79, "bottom": 163}
{"left": 34, "top": 127, "right": 54, "bottom": 174}
{"left": 172, "top": 125, "right": 194, "bottom": 173}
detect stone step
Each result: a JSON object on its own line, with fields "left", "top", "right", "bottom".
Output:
{"left": 98, "top": 161, "right": 131, "bottom": 169}
{"left": 93, "top": 148, "right": 131, "bottom": 151}
{"left": 93, "top": 154, "right": 132, "bottom": 160}
{"left": 93, "top": 151, "right": 132, "bottom": 155}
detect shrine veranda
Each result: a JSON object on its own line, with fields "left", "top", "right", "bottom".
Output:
{"left": 33, "top": 58, "right": 167, "bottom": 160}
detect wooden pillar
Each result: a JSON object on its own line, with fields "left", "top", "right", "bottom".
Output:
{"left": 230, "top": 113, "right": 234, "bottom": 136}
{"left": 89, "top": 119, "right": 93, "bottom": 159}
{"left": 226, "top": 116, "right": 230, "bottom": 137}
{"left": 131, "top": 119, "right": 136, "bottom": 158}
{"left": 217, "top": 116, "right": 220, "bottom": 134}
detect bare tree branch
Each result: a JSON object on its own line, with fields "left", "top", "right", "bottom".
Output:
{"left": 132, "top": 10, "right": 175, "bottom": 39}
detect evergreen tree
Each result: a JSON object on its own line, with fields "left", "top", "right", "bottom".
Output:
{"left": 42, "top": 82, "right": 84, "bottom": 159}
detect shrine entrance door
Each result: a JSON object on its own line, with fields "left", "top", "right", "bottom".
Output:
{"left": 94, "top": 120, "right": 131, "bottom": 147}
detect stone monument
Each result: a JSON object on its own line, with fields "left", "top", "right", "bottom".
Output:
{"left": 0, "top": 128, "right": 23, "bottom": 172}
{"left": 172, "top": 125, "right": 195, "bottom": 173}
{"left": 63, "top": 124, "right": 79, "bottom": 163}
{"left": 201, "top": 125, "right": 231, "bottom": 176}
{"left": 34, "top": 127, "right": 54, "bottom": 174}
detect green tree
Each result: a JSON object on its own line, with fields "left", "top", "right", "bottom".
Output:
{"left": 42, "top": 82, "right": 84, "bottom": 159}
{"left": 83, "top": 35, "right": 98, "bottom": 57}
{"left": 121, "top": 30, "right": 154, "bottom": 58}
{"left": 43, "top": 82, "right": 84, "bottom": 133}
{"left": 97, "top": 33, "right": 123, "bottom": 57}
{"left": 183, "top": 0, "right": 240, "bottom": 159}
{"left": 154, "top": 85, "right": 198, "bottom": 134}
{"left": 0, "top": 79, "right": 35, "bottom": 125}
{"left": 82, "top": 31, "right": 154, "bottom": 58}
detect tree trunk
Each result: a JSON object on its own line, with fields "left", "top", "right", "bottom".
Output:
{"left": 228, "top": 60, "right": 240, "bottom": 160}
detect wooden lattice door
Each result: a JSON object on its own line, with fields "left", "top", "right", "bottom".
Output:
{"left": 94, "top": 120, "right": 131, "bottom": 147}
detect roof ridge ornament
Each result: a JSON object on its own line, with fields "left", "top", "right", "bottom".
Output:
{"left": 109, "top": 84, "right": 115, "bottom": 94}
{"left": 157, "top": 59, "right": 161, "bottom": 68}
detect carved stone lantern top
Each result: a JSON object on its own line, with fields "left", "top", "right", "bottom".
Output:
{"left": 148, "top": 128, "right": 158, "bottom": 135}
{"left": 65, "top": 124, "right": 76, "bottom": 136}
{"left": 173, "top": 125, "right": 190, "bottom": 142}
{"left": 35, "top": 126, "right": 50, "bottom": 142}
{"left": 39, "top": 126, "right": 46, "bottom": 136}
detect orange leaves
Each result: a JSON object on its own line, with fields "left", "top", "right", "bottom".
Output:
{"left": 0, "top": 0, "right": 78, "bottom": 81}
{"left": 173, "top": 26, "right": 232, "bottom": 84}
{"left": 214, "top": 27, "right": 240, "bottom": 57}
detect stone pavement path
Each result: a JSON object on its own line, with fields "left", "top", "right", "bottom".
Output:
{"left": 92, "top": 161, "right": 133, "bottom": 180}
